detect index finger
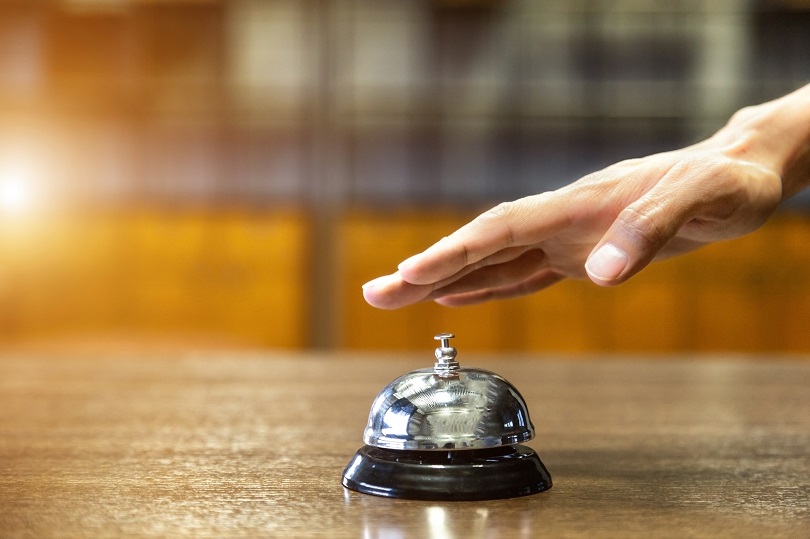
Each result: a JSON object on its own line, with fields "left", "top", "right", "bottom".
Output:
{"left": 397, "top": 192, "right": 570, "bottom": 285}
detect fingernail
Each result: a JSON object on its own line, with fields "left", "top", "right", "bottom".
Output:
{"left": 586, "top": 243, "right": 628, "bottom": 282}
{"left": 397, "top": 254, "right": 419, "bottom": 272}
{"left": 362, "top": 274, "right": 397, "bottom": 290}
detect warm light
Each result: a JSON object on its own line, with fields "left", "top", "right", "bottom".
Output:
{"left": 0, "top": 180, "right": 32, "bottom": 212}
{"left": 0, "top": 161, "right": 38, "bottom": 214}
{"left": 0, "top": 175, "right": 33, "bottom": 213}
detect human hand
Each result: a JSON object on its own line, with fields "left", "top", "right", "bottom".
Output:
{"left": 362, "top": 85, "right": 810, "bottom": 309}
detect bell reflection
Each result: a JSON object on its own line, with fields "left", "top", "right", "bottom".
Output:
{"left": 360, "top": 504, "right": 492, "bottom": 539}
{"left": 362, "top": 524, "right": 405, "bottom": 539}
{"left": 425, "top": 506, "right": 450, "bottom": 539}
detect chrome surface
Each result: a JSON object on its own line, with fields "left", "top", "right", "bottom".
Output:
{"left": 363, "top": 334, "right": 535, "bottom": 450}
{"left": 433, "top": 333, "right": 460, "bottom": 377}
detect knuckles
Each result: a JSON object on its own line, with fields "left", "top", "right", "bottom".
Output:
{"left": 483, "top": 200, "right": 518, "bottom": 221}
{"left": 615, "top": 204, "right": 673, "bottom": 251}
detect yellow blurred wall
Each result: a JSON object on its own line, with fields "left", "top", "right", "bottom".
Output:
{"left": 0, "top": 208, "right": 808, "bottom": 354}
{"left": 0, "top": 208, "right": 310, "bottom": 349}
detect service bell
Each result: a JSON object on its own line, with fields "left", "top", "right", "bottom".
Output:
{"left": 341, "top": 333, "right": 552, "bottom": 501}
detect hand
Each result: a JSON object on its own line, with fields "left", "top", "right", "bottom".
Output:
{"left": 362, "top": 85, "right": 810, "bottom": 309}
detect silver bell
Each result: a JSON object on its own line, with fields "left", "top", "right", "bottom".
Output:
{"left": 342, "top": 333, "right": 552, "bottom": 501}
{"left": 364, "top": 333, "right": 535, "bottom": 450}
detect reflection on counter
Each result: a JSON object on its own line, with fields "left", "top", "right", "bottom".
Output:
{"left": 353, "top": 501, "right": 540, "bottom": 539}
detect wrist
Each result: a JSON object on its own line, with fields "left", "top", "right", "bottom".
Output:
{"left": 712, "top": 84, "right": 810, "bottom": 200}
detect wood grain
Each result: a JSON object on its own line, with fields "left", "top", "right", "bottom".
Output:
{"left": 1, "top": 352, "right": 808, "bottom": 537}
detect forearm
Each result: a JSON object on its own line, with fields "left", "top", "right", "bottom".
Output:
{"left": 711, "top": 83, "right": 810, "bottom": 200}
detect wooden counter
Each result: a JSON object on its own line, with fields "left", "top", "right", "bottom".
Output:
{"left": 1, "top": 352, "right": 808, "bottom": 537}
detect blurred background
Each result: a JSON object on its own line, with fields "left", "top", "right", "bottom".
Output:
{"left": 0, "top": 0, "right": 808, "bottom": 355}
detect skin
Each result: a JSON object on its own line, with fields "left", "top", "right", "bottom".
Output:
{"left": 363, "top": 83, "right": 810, "bottom": 309}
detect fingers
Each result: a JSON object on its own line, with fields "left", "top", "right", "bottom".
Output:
{"left": 362, "top": 272, "right": 433, "bottom": 310}
{"left": 586, "top": 199, "right": 687, "bottom": 286}
{"left": 435, "top": 269, "right": 564, "bottom": 307}
{"left": 425, "top": 249, "right": 549, "bottom": 300}
{"left": 363, "top": 248, "right": 550, "bottom": 309}
{"left": 584, "top": 158, "right": 713, "bottom": 286}
{"left": 423, "top": 245, "right": 535, "bottom": 292}
{"left": 397, "top": 193, "right": 570, "bottom": 285}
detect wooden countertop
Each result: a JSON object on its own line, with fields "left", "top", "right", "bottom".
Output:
{"left": 1, "top": 352, "right": 808, "bottom": 537}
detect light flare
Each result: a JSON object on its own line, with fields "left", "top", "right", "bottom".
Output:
{"left": 0, "top": 156, "right": 40, "bottom": 215}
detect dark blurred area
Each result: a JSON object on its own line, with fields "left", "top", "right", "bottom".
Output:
{"left": 1, "top": 0, "right": 809, "bottom": 354}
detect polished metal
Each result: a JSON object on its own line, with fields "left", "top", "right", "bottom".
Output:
{"left": 363, "top": 334, "right": 535, "bottom": 450}
{"left": 433, "top": 333, "right": 459, "bottom": 376}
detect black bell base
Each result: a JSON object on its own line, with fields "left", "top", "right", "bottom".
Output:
{"left": 341, "top": 444, "right": 552, "bottom": 501}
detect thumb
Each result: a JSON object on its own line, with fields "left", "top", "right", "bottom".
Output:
{"left": 585, "top": 192, "right": 692, "bottom": 286}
